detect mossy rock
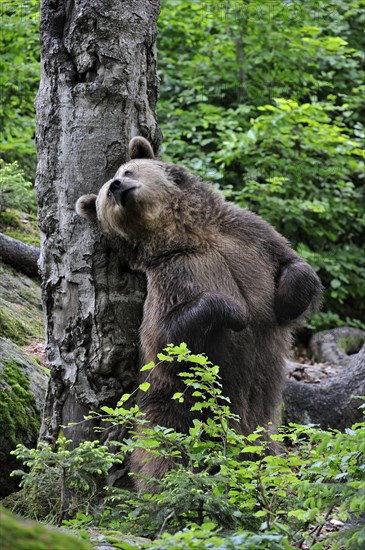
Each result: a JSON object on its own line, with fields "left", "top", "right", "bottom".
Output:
{"left": 0, "top": 338, "right": 48, "bottom": 497}
{"left": 309, "top": 327, "right": 365, "bottom": 366}
{"left": 0, "top": 507, "right": 92, "bottom": 550}
{"left": 0, "top": 261, "right": 43, "bottom": 345}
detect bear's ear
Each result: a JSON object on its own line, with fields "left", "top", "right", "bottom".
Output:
{"left": 76, "top": 194, "right": 98, "bottom": 222}
{"left": 129, "top": 136, "right": 155, "bottom": 160}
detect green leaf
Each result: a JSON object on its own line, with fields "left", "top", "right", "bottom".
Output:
{"left": 172, "top": 392, "right": 184, "bottom": 401}
{"left": 330, "top": 279, "right": 341, "bottom": 289}
{"left": 100, "top": 406, "right": 115, "bottom": 415}
{"left": 140, "top": 361, "right": 155, "bottom": 371}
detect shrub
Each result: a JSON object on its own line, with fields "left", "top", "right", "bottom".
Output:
{"left": 0, "top": 160, "right": 37, "bottom": 214}
{"left": 9, "top": 345, "right": 364, "bottom": 548}
{"left": 9, "top": 435, "right": 118, "bottom": 525}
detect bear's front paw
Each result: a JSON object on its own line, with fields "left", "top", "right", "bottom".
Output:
{"left": 274, "top": 261, "right": 322, "bottom": 324}
{"left": 165, "top": 293, "right": 248, "bottom": 343}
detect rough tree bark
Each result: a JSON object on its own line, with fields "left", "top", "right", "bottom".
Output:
{"left": 0, "top": 232, "right": 40, "bottom": 277}
{"left": 36, "top": 0, "right": 161, "bottom": 451}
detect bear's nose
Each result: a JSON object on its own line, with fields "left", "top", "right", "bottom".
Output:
{"left": 109, "top": 179, "right": 122, "bottom": 193}
{"left": 108, "top": 178, "right": 139, "bottom": 206}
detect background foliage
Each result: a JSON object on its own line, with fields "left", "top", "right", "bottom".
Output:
{"left": 0, "top": 0, "right": 40, "bottom": 245}
{"left": 158, "top": 0, "right": 365, "bottom": 330}
{"left": 0, "top": 0, "right": 40, "bottom": 179}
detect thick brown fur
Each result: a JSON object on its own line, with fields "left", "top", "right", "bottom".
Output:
{"left": 76, "top": 137, "right": 322, "bottom": 486}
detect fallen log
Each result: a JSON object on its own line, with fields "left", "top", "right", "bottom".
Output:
{"left": 0, "top": 232, "right": 40, "bottom": 277}
{"left": 284, "top": 329, "right": 365, "bottom": 430}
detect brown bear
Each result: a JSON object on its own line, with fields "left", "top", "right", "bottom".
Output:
{"left": 76, "top": 136, "right": 322, "bottom": 484}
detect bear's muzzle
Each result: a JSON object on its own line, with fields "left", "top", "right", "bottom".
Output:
{"left": 108, "top": 179, "right": 139, "bottom": 207}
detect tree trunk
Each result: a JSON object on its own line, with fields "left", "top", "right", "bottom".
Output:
{"left": 36, "top": 0, "right": 161, "bottom": 450}
{"left": 0, "top": 232, "right": 39, "bottom": 277}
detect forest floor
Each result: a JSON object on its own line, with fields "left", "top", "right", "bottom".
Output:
{"left": 289, "top": 344, "right": 342, "bottom": 383}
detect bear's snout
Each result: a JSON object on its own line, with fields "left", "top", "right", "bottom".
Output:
{"left": 109, "top": 179, "right": 123, "bottom": 193}
{"left": 108, "top": 179, "right": 139, "bottom": 207}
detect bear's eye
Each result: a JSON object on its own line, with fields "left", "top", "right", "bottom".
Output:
{"left": 124, "top": 170, "right": 134, "bottom": 178}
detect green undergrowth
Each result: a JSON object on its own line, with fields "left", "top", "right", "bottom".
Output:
{"left": 5, "top": 345, "right": 365, "bottom": 549}
{"left": 0, "top": 159, "right": 39, "bottom": 246}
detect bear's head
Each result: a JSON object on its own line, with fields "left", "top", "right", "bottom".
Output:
{"left": 76, "top": 137, "right": 220, "bottom": 248}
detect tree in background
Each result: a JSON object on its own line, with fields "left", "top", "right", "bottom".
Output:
{"left": 36, "top": 0, "right": 160, "bottom": 451}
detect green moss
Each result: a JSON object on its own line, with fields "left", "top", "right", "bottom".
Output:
{"left": 0, "top": 262, "right": 43, "bottom": 345}
{"left": 39, "top": 365, "right": 50, "bottom": 377}
{"left": 0, "top": 359, "right": 40, "bottom": 445}
{"left": 101, "top": 529, "right": 151, "bottom": 548}
{"left": 338, "top": 335, "right": 365, "bottom": 355}
{"left": 0, "top": 308, "right": 32, "bottom": 345}
{"left": 0, "top": 507, "right": 92, "bottom": 550}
